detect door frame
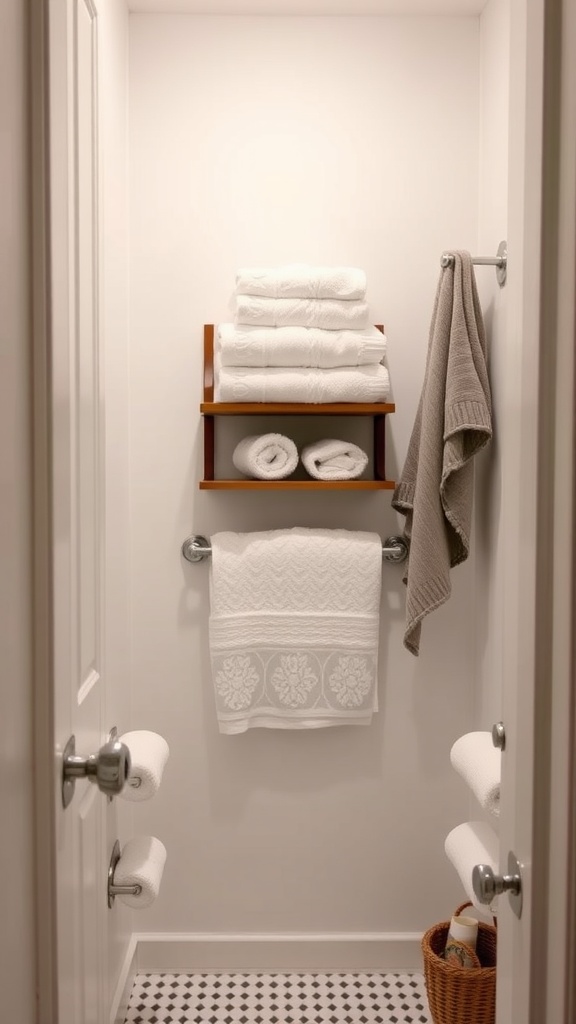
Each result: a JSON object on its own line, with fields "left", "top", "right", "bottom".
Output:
{"left": 26, "top": 0, "right": 576, "bottom": 1021}
{"left": 30, "top": 0, "right": 59, "bottom": 1018}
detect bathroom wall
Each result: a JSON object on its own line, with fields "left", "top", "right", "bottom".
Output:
{"left": 474, "top": 0, "right": 510, "bottom": 728}
{"left": 127, "top": 13, "right": 482, "bottom": 949}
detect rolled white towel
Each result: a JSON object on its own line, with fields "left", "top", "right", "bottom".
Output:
{"left": 113, "top": 836, "right": 167, "bottom": 909}
{"left": 235, "top": 294, "right": 369, "bottom": 330}
{"left": 217, "top": 323, "right": 386, "bottom": 368}
{"left": 216, "top": 363, "right": 390, "bottom": 404}
{"left": 450, "top": 731, "right": 501, "bottom": 818}
{"left": 232, "top": 433, "right": 298, "bottom": 480}
{"left": 235, "top": 264, "right": 367, "bottom": 300}
{"left": 445, "top": 821, "right": 499, "bottom": 911}
{"left": 119, "top": 730, "right": 170, "bottom": 802}
{"left": 301, "top": 439, "right": 369, "bottom": 480}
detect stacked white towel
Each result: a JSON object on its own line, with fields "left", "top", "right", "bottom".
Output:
{"left": 217, "top": 323, "right": 386, "bottom": 368}
{"left": 216, "top": 361, "right": 390, "bottom": 404}
{"left": 209, "top": 528, "right": 382, "bottom": 733}
{"left": 235, "top": 295, "right": 369, "bottom": 330}
{"left": 216, "top": 265, "right": 390, "bottom": 408}
{"left": 235, "top": 264, "right": 367, "bottom": 300}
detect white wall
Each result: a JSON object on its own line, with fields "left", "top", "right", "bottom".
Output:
{"left": 0, "top": 1, "right": 36, "bottom": 1019}
{"left": 100, "top": 0, "right": 134, "bottom": 1009}
{"left": 474, "top": 0, "right": 510, "bottom": 728}
{"left": 128, "top": 14, "right": 482, "bottom": 943}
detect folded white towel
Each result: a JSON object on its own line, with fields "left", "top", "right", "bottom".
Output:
{"left": 119, "top": 730, "right": 170, "bottom": 802}
{"left": 445, "top": 821, "right": 499, "bottom": 912}
{"left": 450, "top": 731, "right": 501, "bottom": 818}
{"left": 235, "top": 264, "right": 367, "bottom": 300}
{"left": 232, "top": 433, "right": 298, "bottom": 480}
{"left": 209, "top": 528, "right": 382, "bottom": 733}
{"left": 301, "top": 439, "right": 369, "bottom": 480}
{"left": 113, "top": 836, "right": 167, "bottom": 909}
{"left": 215, "top": 363, "right": 390, "bottom": 403}
{"left": 236, "top": 295, "right": 369, "bottom": 330}
{"left": 217, "top": 323, "right": 386, "bottom": 368}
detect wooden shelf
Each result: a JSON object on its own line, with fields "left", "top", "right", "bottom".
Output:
{"left": 201, "top": 402, "right": 395, "bottom": 415}
{"left": 200, "top": 324, "right": 395, "bottom": 490}
{"left": 200, "top": 479, "right": 396, "bottom": 491}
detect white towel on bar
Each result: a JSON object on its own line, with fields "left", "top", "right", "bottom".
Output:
{"left": 215, "top": 362, "right": 390, "bottom": 403}
{"left": 445, "top": 821, "right": 499, "bottom": 912}
{"left": 235, "top": 294, "right": 370, "bottom": 330}
{"left": 235, "top": 264, "right": 367, "bottom": 300}
{"left": 217, "top": 323, "right": 386, "bottom": 368}
{"left": 301, "top": 439, "right": 369, "bottom": 480}
{"left": 232, "top": 433, "right": 298, "bottom": 480}
{"left": 209, "top": 528, "right": 382, "bottom": 733}
{"left": 450, "top": 731, "right": 501, "bottom": 818}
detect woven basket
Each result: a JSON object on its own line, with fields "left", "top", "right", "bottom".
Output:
{"left": 422, "top": 902, "right": 497, "bottom": 1024}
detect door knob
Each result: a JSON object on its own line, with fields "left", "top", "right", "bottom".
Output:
{"left": 472, "top": 851, "right": 523, "bottom": 918}
{"left": 62, "top": 734, "right": 131, "bottom": 808}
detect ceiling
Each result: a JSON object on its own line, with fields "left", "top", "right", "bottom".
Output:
{"left": 127, "top": 0, "right": 487, "bottom": 15}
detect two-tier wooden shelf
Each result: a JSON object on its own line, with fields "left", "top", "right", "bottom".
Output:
{"left": 200, "top": 324, "right": 395, "bottom": 490}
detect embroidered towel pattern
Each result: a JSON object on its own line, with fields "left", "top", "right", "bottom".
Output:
{"left": 209, "top": 528, "right": 382, "bottom": 734}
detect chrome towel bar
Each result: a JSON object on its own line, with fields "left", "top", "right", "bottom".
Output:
{"left": 440, "top": 240, "right": 507, "bottom": 287}
{"left": 181, "top": 534, "right": 408, "bottom": 565}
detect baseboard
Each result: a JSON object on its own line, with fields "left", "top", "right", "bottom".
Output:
{"left": 110, "top": 933, "right": 138, "bottom": 1024}
{"left": 133, "top": 932, "right": 424, "bottom": 974}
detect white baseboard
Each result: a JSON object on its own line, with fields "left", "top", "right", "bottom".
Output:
{"left": 132, "top": 932, "right": 424, "bottom": 974}
{"left": 110, "top": 934, "right": 138, "bottom": 1024}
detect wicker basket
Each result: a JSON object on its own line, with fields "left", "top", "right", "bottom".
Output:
{"left": 422, "top": 902, "right": 497, "bottom": 1024}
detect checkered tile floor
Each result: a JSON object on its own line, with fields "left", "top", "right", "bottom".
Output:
{"left": 124, "top": 973, "right": 432, "bottom": 1024}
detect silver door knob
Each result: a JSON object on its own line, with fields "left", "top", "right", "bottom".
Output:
{"left": 473, "top": 862, "right": 522, "bottom": 904}
{"left": 62, "top": 735, "right": 131, "bottom": 808}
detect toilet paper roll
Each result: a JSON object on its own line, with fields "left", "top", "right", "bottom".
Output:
{"left": 444, "top": 820, "right": 499, "bottom": 911}
{"left": 119, "top": 730, "right": 170, "bottom": 801}
{"left": 113, "top": 836, "right": 167, "bottom": 909}
{"left": 450, "top": 732, "right": 501, "bottom": 817}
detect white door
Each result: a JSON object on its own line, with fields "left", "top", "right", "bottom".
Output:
{"left": 48, "top": 0, "right": 108, "bottom": 1020}
{"left": 496, "top": 0, "right": 576, "bottom": 1020}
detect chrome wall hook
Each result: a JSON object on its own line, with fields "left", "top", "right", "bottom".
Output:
{"left": 441, "top": 240, "right": 507, "bottom": 287}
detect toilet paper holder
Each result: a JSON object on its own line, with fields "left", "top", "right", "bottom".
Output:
{"left": 107, "top": 840, "right": 142, "bottom": 909}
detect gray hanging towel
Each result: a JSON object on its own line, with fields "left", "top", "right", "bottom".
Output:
{"left": 392, "top": 252, "right": 492, "bottom": 655}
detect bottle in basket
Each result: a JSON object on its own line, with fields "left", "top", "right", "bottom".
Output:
{"left": 443, "top": 913, "right": 480, "bottom": 969}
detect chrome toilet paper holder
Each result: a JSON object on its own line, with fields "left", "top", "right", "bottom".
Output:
{"left": 107, "top": 839, "right": 142, "bottom": 909}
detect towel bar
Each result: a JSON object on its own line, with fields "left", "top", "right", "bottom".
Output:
{"left": 181, "top": 534, "right": 408, "bottom": 564}
{"left": 441, "top": 240, "right": 507, "bottom": 287}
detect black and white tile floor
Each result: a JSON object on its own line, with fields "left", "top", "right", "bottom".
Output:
{"left": 124, "top": 972, "right": 432, "bottom": 1024}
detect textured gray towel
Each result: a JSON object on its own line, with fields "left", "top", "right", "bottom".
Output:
{"left": 392, "top": 252, "right": 492, "bottom": 655}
